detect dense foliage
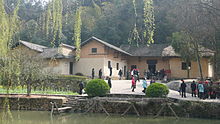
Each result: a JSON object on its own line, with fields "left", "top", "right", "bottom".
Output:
{"left": 85, "top": 79, "right": 110, "bottom": 97}
{"left": 146, "top": 83, "right": 169, "bottom": 98}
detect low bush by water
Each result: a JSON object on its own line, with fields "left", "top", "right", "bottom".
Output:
{"left": 146, "top": 83, "right": 169, "bottom": 97}
{"left": 85, "top": 79, "right": 110, "bottom": 97}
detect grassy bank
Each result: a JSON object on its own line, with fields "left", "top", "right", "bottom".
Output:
{"left": 0, "top": 87, "right": 78, "bottom": 95}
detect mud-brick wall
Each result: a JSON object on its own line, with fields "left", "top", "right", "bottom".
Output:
{"left": 0, "top": 97, "right": 63, "bottom": 111}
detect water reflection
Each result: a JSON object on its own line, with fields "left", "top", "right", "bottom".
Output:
{"left": 1, "top": 111, "right": 220, "bottom": 124}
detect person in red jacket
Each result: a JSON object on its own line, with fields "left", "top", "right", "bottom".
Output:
{"left": 131, "top": 76, "right": 136, "bottom": 92}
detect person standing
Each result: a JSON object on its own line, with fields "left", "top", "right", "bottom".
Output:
{"left": 131, "top": 76, "right": 136, "bottom": 92}
{"left": 99, "top": 69, "right": 102, "bottom": 79}
{"left": 92, "top": 68, "right": 95, "bottom": 79}
{"left": 118, "top": 69, "right": 123, "bottom": 80}
{"left": 142, "top": 78, "right": 147, "bottom": 93}
{"left": 191, "top": 81, "right": 197, "bottom": 97}
{"left": 107, "top": 77, "right": 112, "bottom": 89}
{"left": 109, "top": 66, "right": 112, "bottom": 76}
{"left": 78, "top": 81, "right": 84, "bottom": 95}
{"left": 137, "top": 68, "right": 140, "bottom": 82}
{"left": 198, "top": 81, "right": 204, "bottom": 99}
{"left": 180, "top": 79, "right": 187, "bottom": 98}
{"left": 203, "top": 81, "right": 209, "bottom": 99}
{"left": 133, "top": 68, "right": 138, "bottom": 81}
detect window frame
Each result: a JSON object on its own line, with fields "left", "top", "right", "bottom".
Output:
{"left": 182, "top": 62, "right": 191, "bottom": 70}
{"left": 91, "top": 48, "right": 97, "bottom": 53}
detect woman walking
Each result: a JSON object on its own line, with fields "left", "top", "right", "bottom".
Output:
{"left": 131, "top": 76, "right": 136, "bottom": 92}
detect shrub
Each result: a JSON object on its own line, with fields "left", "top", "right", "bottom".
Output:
{"left": 75, "top": 73, "right": 84, "bottom": 76}
{"left": 85, "top": 79, "right": 110, "bottom": 97}
{"left": 146, "top": 83, "right": 169, "bottom": 98}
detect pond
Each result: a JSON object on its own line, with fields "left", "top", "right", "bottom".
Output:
{"left": 1, "top": 111, "right": 220, "bottom": 124}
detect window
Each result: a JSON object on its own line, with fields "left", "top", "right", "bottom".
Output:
{"left": 182, "top": 62, "right": 191, "bottom": 70}
{"left": 116, "top": 63, "right": 119, "bottom": 70}
{"left": 91, "top": 48, "right": 97, "bottom": 53}
{"left": 108, "top": 61, "right": 111, "bottom": 68}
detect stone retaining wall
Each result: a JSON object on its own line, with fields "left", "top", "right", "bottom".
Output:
{"left": 0, "top": 95, "right": 65, "bottom": 111}
{"left": 1, "top": 94, "right": 220, "bottom": 119}
{"left": 66, "top": 96, "right": 220, "bottom": 119}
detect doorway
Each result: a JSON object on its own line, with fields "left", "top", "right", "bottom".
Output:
{"left": 147, "top": 60, "right": 157, "bottom": 74}
{"left": 148, "top": 64, "right": 156, "bottom": 74}
{"left": 69, "top": 62, "right": 73, "bottom": 75}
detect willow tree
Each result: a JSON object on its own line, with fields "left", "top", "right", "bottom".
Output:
{"left": 0, "top": 0, "right": 21, "bottom": 123}
{"left": 143, "top": 0, "right": 155, "bottom": 44}
{"left": 0, "top": 0, "right": 21, "bottom": 91}
{"left": 43, "top": 0, "right": 63, "bottom": 47}
{"left": 73, "top": 8, "right": 82, "bottom": 61}
{"left": 128, "top": 0, "right": 141, "bottom": 46}
{"left": 128, "top": 0, "right": 155, "bottom": 46}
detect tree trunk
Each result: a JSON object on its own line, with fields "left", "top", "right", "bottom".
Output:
{"left": 213, "top": 53, "right": 218, "bottom": 80}
{"left": 27, "top": 81, "right": 31, "bottom": 96}
{"left": 195, "top": 42, "right": 203, "bottom": 80}
{"left": 187, "top": 68, "right": 190, "bottom": 79}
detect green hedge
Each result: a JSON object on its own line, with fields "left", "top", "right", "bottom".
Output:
{"left": 85, "top": 79, "right": 110, "bottom": 97}
{"left": 146, "top": 83, "right": 169, "bottom": 98}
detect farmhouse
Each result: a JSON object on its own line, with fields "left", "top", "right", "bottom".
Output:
{"left": 15, "top": 36, "right": 213, "bottom": 79}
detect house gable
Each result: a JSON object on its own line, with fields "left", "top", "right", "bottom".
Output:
{"left": 59, "top": 43, "right": 75, "bottom": 57}
{"left": 82, "top": 37, "right": 132, "bottom": 56}
{"left": 81, "top": 39, "right": 106, "bottom": 58}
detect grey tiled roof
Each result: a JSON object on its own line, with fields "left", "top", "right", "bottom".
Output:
{"left": 121, "top": 44, "right": 214, "bottom": 57}
{"left": 82, "top": 36, "right": 132, "bottom": 56}
{"left": 19, "top": 40, "right": 47, "bottom": 52}
{"left": 120, "top": 44, "right": 169, "bottom": 57}
{"left": 39, "top": 48, "right": 74, "bottom": 59}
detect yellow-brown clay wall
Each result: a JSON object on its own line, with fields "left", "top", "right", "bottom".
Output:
{"left": 80, "top": 40, "right": 106, "bottom": 58}
{"left": 127, "top": 57, "right": 170, "bottom": 78}
{"left": 77, "top": 40, "right": 128, "bottom": 77}
{"left": 169, "top": 58, "right": 209, "bottom": 78}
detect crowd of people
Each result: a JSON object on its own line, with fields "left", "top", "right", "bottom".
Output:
{"left": 130, "top": 68, "right": 157, "bottom": 92}
{"left": 88, "top": 67, "right": 219, "bottom": 99}
{"left": 179, "top": 79, "right": 218, "bottom": 99}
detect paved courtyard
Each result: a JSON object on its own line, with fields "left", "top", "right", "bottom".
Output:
{"left": 109, "top": 80, "right": 220, "bottom": 103}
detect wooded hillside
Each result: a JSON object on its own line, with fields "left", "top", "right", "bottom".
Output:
{"left": 1, "top": 0, "right": 220, "bottom": 78}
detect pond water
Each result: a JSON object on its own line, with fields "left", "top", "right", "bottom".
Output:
{"left": 1, "top": 111, "right": 220, "bottom": 124}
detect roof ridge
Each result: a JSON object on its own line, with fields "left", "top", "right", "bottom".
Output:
{"left": 19, "top": 40, "right": 48, "bottom": 48}
{"left": 82, "top": 36, "right": 132, "bottom": 56}
{"left": 19, "top": 40, "right": 48, "bottom": 52}
{"left": 60, "top": 43, "right": 75, "bottom": 49}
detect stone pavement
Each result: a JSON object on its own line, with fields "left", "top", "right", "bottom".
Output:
{"left": 109, "top": 80, "right": 220, "bottom": 103}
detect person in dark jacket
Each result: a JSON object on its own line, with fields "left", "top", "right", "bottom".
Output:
{"left": 181, "top": 79, "right": 187, "bottom": 98}
{"left": 191, "top": 81, "right": 197, "bottom": 97}
{"left": 109, "top": 66, "right": 112, "bottom": 76}
{"left": 92, "top": 68, "right": 95, "bottom": 79}
{"left": 99, "top": 69, "right": 102, "bottom": 79}
{"left": 107, "top": 77, "right": 112, "bottom": 88}
{"left": 79, "top": 81, "right": 84, "bottom": 95}
{"left": 118, "top": 69, "right": 123, "bottom": 80}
